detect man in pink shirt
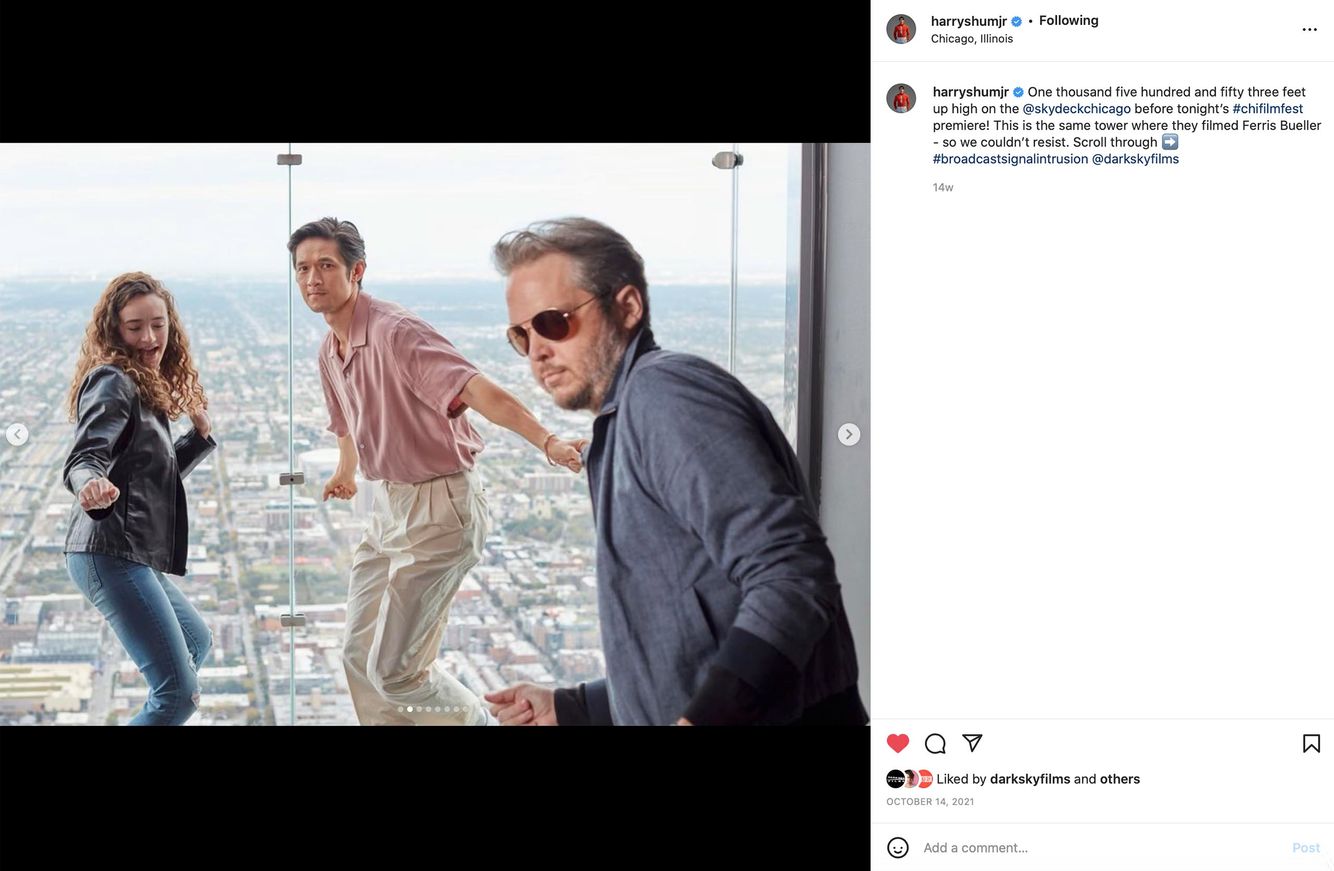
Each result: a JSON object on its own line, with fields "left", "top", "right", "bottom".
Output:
{"left": 289, "top": 217, "right": 584, "bottom": 726}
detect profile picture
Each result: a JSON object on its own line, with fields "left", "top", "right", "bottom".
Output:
{"left": 888, "top": 14, "right": 916, "bottom": 44}
{"left": 887, "top": 83, "right": 916, "bottom": 113}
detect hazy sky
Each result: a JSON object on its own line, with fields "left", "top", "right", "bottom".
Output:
{"left": 0, "top": 143, "right": 794, "bottom": 284}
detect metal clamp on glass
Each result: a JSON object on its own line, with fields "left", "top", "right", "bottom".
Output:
{"left": 279, "top": 472, "right": 305, "bottom": 486}
{"left": 712, "top": 151, "right": 744, "bottom": 169}
{"left": 715, "top": 150, "right": 747, "bottom": 168}
{"left": 280, "top": 613, "right": 306, "bottom": 628}
{"left": 276, "top": 153, "right": 303, "bottom": 165}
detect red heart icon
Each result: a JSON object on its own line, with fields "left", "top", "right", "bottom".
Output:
{"left": 887, "top": 734, "right": 909, "bottom": 753}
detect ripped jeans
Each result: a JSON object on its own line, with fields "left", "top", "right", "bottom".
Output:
{"left": 66, "top": 552, "right": 212, "bottom": 725}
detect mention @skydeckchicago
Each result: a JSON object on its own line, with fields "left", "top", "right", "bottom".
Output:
{"left": 1025, "top": 104, "right": 1132, "bottom": 116}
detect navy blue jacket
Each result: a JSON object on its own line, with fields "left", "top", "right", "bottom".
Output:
{"left": 561, "top": 328, "right": 862, "bottom": 725}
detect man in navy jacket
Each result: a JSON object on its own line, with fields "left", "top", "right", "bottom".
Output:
{"left": 485, "top": 217, "right": 865, "bottom": 726}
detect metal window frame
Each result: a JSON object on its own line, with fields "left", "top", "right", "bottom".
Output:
{"left": 795, "top": 143, "right": 829, "bottom": 508}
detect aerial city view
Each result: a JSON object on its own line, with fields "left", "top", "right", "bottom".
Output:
{"left": 0, "top": 275, "right": 790, "bottom": 725}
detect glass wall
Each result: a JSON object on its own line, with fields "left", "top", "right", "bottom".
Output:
{"left": 733, "top": 142, "right": 801, "bottom": 443}
{"left": 0, "top": 145, "right": 283, "bottom": 724}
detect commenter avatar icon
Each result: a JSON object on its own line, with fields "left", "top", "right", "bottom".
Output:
{"left": 888, "top": 837, "right": 910, "bottom": 859}
{"left": 888, "top": 83, "right": 916, "bottom": 113}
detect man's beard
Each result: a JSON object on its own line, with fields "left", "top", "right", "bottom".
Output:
{"left": 557, "top": 326, "right": 627, "bottom": 412}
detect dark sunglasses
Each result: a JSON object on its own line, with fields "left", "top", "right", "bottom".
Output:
{"left": 506, "top": 295, "right": 600, "bottom": 357}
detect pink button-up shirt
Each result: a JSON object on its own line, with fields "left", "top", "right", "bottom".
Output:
{"left": 318, "top": 291, "right": 484, "bottom": 483}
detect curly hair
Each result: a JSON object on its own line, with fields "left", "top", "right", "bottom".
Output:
{"left": 66, "top": 272, "right": 207, "bottom": 421}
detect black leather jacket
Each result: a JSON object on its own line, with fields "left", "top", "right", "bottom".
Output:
{"left": 63, "top": 364, "right": 216, "bottom": 575}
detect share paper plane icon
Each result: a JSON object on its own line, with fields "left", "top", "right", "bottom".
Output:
{"left": 963, "top": 734, "right": 983, "bottom": 752}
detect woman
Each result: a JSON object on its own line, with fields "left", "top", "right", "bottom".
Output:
{"left": 62, "top": 272, "right": 217, "bottom": 726}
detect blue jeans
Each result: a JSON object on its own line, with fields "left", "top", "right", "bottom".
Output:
{"left": 66, "top": 553, "right": 212, "bottom": 725}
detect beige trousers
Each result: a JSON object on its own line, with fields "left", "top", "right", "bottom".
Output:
{"left": 342, "top": 469, "right": 489, "bottom": 725}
